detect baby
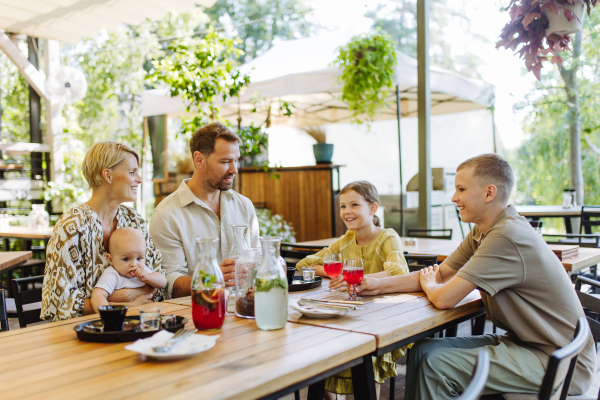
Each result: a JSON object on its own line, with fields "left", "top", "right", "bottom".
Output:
{"left": 91, "top": 227, "right": 166, "bottom": 313}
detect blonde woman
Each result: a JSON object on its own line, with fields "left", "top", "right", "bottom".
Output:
{"left": 296, "top": 180, "right": 409, "bottom": 399}
{"left": 41, "top": 142, "right": 165, "bottom": 321}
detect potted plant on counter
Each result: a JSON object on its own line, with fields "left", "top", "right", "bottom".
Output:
{"left": 303, "top": 126, "right": 333, "bottom": 164}
{"left": 497, "top": 0, "right": 598, "bottom": 80}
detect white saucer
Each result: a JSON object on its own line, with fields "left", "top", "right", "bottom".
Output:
{"left": 290, "top": 302, "right": 349, "bottom": 319}
{"left": 125, "top": 330, "right": 218, "bottom": 360}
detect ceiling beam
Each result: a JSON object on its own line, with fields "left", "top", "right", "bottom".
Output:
{"left": 0, "top": 30, "right": 48, "bottom": 101}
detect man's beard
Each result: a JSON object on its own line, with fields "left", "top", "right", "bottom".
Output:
{"left": 207, "top": 172, "right": 235, "bottom": 191}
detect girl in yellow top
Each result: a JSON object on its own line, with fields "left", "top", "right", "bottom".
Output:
{"left": 296, "top": 181, "right": 408, "bottom": 399}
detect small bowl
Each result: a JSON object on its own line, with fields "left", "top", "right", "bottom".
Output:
{"left": 286, "top": 267, "right": 297, "bottom": 285}
{"left": 98, "top": 305, "right": 128, "bottom": 332}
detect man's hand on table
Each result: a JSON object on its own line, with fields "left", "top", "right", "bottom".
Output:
{"left": 354, "top": 276, "right": 382, "bottom": 296}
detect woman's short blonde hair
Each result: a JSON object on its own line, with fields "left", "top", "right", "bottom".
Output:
{"left": 81, "top": 141, "right": 139, "bottom": 188}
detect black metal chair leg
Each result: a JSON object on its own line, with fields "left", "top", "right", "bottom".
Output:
{"left": 351, "top": 355, "right": 377, "bottom": 400}
{"left": 307, "top": 379, "right": 325, "bottom": 400}
{"left": 472, "top": 314, "right": 487, "bottom": 335}
{"left": 294, "top": 389, "right": 300, "bottom": 400}
{"left": 445, "top": 324, "right": 458, "bottom": 337}
{"left": 389, "top": 375, "right": 396, "bottom": 400}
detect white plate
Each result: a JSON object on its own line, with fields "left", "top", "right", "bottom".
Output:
{"left": 290, "top": 303, "right": 349, "bottom": 319}
{"left": 125, "top": 330, "right": 219, "bottom": 360}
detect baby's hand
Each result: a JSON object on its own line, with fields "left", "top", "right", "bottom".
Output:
{"left": 134, "top": 267, "right": 149, "bottom": 282}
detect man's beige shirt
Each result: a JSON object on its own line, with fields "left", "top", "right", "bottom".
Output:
{"left": 149, "top": 179, "right": 259, "bottom": 298}
{"left": 445, "top": 205, "right": 596, "bottom": 394}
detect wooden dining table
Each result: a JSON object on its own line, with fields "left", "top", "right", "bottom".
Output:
{"left": 0, "top": 226, "right": 54, "bottom": 241}
{"left": 0, "top": 301, "right": 377, "bottom": 400}
{"left": 514, "top": 205, "right": 582, "bottom": 233}
{"left": 0, "top": 251, "right": 32, "bottom": 273}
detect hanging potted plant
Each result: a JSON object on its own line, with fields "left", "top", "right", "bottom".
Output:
{"left": 332, "top": 32, "right": 397, "bottom": 125}
{"left": 497, "top": 0, "right": 598, "bottom": 80}
{"left": 303, "top": 126, "right": 333, "bottom": 164}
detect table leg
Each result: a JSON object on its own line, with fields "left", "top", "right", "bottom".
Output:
{"left": 306, "top": 380, "right": 325, "bottom": 400}
{"left": 564, "top": 216, "right": 573, "bottom": 234}
{"left": 351, "top": 354, "right": 377, "bottom": 400}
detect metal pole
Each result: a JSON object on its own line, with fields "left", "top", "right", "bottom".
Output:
{"left": 417, "top": 0, "right": 432, "bottom": 229}
{"left": 491, "top": 107, "right": 497, "bottom": 153}
{"left": 396, "top": 85, "right": 405, "bottom": 236}
{"left": 28, "top": 36, "right": 42, "bottom": 181}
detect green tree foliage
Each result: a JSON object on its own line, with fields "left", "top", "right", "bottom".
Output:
{"left": 365, "top": 0, "right": 484, "bottom": 78}
{"left": 511, "top": 11, "right": 600, "bottom": 207}
{"left": 204, "top": 0, "right": 314, "bottom": 63}
{"left": 0, "top": 43, "right": 31, "bottom": 144}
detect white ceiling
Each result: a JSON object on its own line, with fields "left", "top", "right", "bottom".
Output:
{"left": 0, "top": 0, "right": 217, "bottom": 44}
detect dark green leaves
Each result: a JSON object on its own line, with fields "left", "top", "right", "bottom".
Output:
{"left": 332, "top": 33, "right": 397, "bottom": 125}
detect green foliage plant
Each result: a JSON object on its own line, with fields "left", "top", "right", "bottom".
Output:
{"left": 332, "top": 33, "right": 397, "bottom": 125}
{"left": 497, "top": 0, "right": 599, "bottom": 80}
{"left": 256, "top": 208, "right": 296, "bottom": 243}
{"left": 147, "top": 28, "right": 251, "bottom": 136}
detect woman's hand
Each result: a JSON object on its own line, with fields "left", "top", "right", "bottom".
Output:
{"left": 354, "top": 276, "right": 382, "bottom": 296}
{"left": 328, "top": 274, "right": 347, "bottom": 290}
{"left": 220, "top": 258, "right": 247, "bottom": 288}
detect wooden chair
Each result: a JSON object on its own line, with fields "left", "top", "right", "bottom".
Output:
{"left": 407, "top": 228, "right": 453, "bottom": 240}
{"left": 502, "top": 316, "right": 590, "bottom": 400}
{"left": 459, "top": 350, "right": 490, "bottom": 400}
{"left": 11, "top": 275, "right": 44, "bottom": 328}
{"left": 580, "top": 205, "right": 600, "bottom": 235}
{"left": 0, "top": 289, "right": 8, "bottom": 332}
{"left": 280, "top": 242, "right": 326, "bottom": 269}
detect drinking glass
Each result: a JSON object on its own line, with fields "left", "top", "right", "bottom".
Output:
{"left": 323, "top": 252, "right": 343, "bottom": 291}
{"left": 139, "top": 305, "right": 161, "bottom": 331}
{"left": 302, "top": 266, "right": 316, "bottom": 282}
{"left": 343, "top": 259, "right": 364, "bottom": 301}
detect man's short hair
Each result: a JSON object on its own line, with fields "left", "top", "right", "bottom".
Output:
{"left": 190, "top": 122, "right": 241, "bottom": 158}
{"left": 457, "top": 153, "right": 515, "bottom": 204}
{"left": 81, "top": 141, "right": 139, "bottom": 188}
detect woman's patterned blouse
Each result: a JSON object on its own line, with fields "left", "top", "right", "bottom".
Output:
{"left": 41, "top": 204, "right": 164, "bottom": 321}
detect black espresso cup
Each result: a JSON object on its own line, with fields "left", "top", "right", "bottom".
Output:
{"left": 98, "top": 305, "right": 128, "bottom": 331}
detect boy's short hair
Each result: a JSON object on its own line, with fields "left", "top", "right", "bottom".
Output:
{"left": 457, "top": 153, "right": 515, "bottom": 204}
{"left": 82, "top": 142, "right": 139, "bottom": 188}
{"left": 190, "top": 122, "right": 241, "bottom": 158}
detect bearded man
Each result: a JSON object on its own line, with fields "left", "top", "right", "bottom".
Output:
{"left": 150, "top": 122, "right": 259, "bottom": 299}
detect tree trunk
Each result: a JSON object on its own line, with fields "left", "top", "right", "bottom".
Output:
{"left": 560, "top": 31, "right": 584, "bottom": 206}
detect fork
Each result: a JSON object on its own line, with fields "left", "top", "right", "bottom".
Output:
{"left": 152, "top": 328, "right": 198, "bottom": 353}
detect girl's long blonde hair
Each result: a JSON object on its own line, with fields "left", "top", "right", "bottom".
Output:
{"left": 340, "top": 181, "right": 381, "bottom": 227}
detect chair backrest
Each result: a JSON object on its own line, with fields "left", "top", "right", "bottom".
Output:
{"left": 404, "top": 254, "right": 439, "bottom": 273}
{"left": 11, "top": 275, "right": 44, "bottom": 328}
{"left": 529, "top": 220, "right": 543, "bottom": 229}
{"left": 580, "top": 205, "right": 600, "bottom": 235}
{"left": 458, "top": 349, "right": 490, "bottom": 400}
{"left": 455, "top": 208, "right": 472, "bottom": 239}
{"left": 538, "top": 316, "right": 589, "bottom": 400}
{"left": 280, "top": 243, "right": 326, "bottom": 269}
{"left": 543, "top": 234, "right": 600, "bottom": 249}
{"left": 0, "top": 289, "right": 8, "bottom": 332}
{"left": 407, "top": 228, "right": 453, "bottom": 240}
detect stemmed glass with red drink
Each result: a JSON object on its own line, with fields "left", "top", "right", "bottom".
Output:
{"left": 343, "top": 258, "right": 364, "bottom": 301}
{"left": 323, "top": 252, "right": 343, "bottom": 291}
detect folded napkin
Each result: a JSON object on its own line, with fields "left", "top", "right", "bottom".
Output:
{"left": 125, "top": 330, "right": 219, "bottom": 357}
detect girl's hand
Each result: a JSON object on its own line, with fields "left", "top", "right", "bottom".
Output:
{"left": 329, "top": 274, "right": 346, "bottom": 290}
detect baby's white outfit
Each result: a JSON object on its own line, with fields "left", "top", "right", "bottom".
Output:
{"left": 94, "top": 266, "right": 152, "bottom": 295}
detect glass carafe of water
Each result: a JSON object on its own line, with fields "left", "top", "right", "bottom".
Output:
{"left": 255, "top": 237, "right": 288, "bottom": 331}
{"left": 229, "top": 225, "right": 248, "bottom": 260}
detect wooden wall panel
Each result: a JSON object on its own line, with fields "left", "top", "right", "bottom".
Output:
{"left": 239, "top": 166, "right": 341, "bottom": 242}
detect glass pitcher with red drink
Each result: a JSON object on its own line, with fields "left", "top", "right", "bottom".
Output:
{"left": 191, "top": 238, "right": 226, "bottom": 330}
{"left": 343, "top": 258, "right": 364, "bottom": 301}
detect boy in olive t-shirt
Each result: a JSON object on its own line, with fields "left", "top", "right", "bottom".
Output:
{"left": 355, "top": 154, "right": 595, "bottom": 399}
